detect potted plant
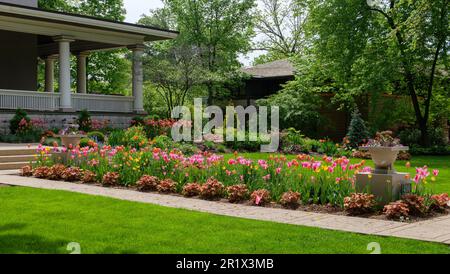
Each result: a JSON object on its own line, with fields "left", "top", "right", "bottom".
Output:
{"left": 359, "top": 131, "right": 408, "bottom": 173}
{"left": 55, "top": 123, "right": 87, "bottom": 148}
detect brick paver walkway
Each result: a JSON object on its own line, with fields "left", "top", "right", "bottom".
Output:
{"left": 1, "top": 173, "right": 449, "bottom": 245}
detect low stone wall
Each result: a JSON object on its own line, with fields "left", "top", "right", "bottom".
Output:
{"left": 0, "top": 110, "right": 137, "bottom": 134}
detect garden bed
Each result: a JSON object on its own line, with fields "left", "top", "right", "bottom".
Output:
{"left": 22, "top": 144, "right": 449, "bottom": 223}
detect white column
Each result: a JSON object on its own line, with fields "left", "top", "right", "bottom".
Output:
{"left": 44, "top": 55, "right": 57, "bottom": 93}
{"left": 129, "top": 45, "right": 145, "bottom": 114}
{"left": 54, "top": 36, "right": 74, "bottom": 112}
{"left": 77, "top": 52, "right": 88, "bottom": 94}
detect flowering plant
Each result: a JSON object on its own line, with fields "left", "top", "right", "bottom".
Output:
{"left": 364, "top": 131, "right": 402, "bottom": 147}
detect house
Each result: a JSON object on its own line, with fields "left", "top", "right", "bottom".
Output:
{"left": 235, "top": 59, "right": 295, "bottom": 107}
{"left": 236, "top": 59, "right": 352, "bottom": 140}
{"left": 0, "top": 0, "right": 177, "bottom": 133}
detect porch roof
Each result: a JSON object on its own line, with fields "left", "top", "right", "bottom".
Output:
{"left": 0, "top": 2, "right": 178, "bottom": 54}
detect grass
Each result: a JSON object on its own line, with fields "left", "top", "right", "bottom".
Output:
{"left": 223, "top": 154, "right": 450, "bottom": 194}
{"left": 0, "top": 187, "right": 449, "bottom": 254}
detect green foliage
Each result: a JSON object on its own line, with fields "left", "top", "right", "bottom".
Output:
{"left": 107, "top": 129, "right": 127, "bottom": 147}
{"left": 346, "top": 108, "right": 370, "bottom": 148}
{"left": 77, "top": 109, "right": 92, "bottom": 132}
{"left": 257, "top": 61, "right": 324, "bottom": 138}
{"left": 79, "top": 137, "right": 92, "bottom": 148}
{"left": 165, "top": 0, "right": 256, "bottom": 104}
{"left": 87, "top": 131, "right": 106, "bottom": 143}
{"left": 9, "top": 108, "right": 30, "bottom": 134}
{"left": 305, "top": 0, "right": 449, "bottom": 145}
{"left": 124, "top": 126, "right": 148, "bottom": 149}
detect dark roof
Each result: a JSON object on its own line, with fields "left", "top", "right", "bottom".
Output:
{"left": 0, "top": 2, "right": 179, "bottom": 35}
{"left": 241, "top": 59, "right": 295, "bottom": 79}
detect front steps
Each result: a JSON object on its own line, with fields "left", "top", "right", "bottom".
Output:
{"left": 0, "top": 147, "right": 36, "bottom": 171}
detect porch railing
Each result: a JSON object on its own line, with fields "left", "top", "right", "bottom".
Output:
{"left": 0, "top": 89, "right": 134, "bottom": 113}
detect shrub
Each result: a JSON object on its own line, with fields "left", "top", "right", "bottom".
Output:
{"left": 87, "top": 131, "right": 106, "bottom": 143}
{"left": 200, "top": 178, "right": 224, "bottom": 200}
{"left": 343, "top": 193, "right": 376, "bottom": 215}
{"left": 77, "top": 109, "right": 92, "bottom": 132}
{"left": 33, "top": 166, "right": 51, "bottom": 179}
{"left": 182, "top": 183, "right": 202, "bottom": 197}
{"left": 383, "top": 201, "right": 410, "bottom": 219}
{"left": 79, "top": 138, "right": 97, "bottom": 148}
{"left": 153, "top": 135, "right": 175, "bottom": 149}
{"left": 402, "top": 194, "right": 426, "bottom": 216}
{"left": 136, "top": 175, "right": 160, "bottom": 192}
{"left": 280, "top": 191, "right": 301, "bottom": 209}
{"left": 48, "top": 164, "right": 67, "bottom": 180}
{"left": 346, "top": 108, "right": 370, "bottom": 148}
{"left": 157, "top": 179, "right": 177, "bottom": 193}
{"left": 9, "top": 108, "right": 30, "bottom": 134}
{"left": 82, "top": 170, "right": 97, "bottom": 184}
{"left": 429, "top": 193, "right": 449, "bottom": 212}
{"left": 227, "top": 184, "right": 249, "bottom": 203}
{"left": 108, "top": 129, "right": 127, "bottom": 147}
{"left": 102, "top": 172, "right": 120, "bottom": 186}
{"left": 124, "top": 126, "right": 148, "bottom": 149}
{"left": 20, "top": 165, "right": 33, "bottom": 177}
{"left": 61, "top": 167, "right": 83, "bottom": 182}
{"left": 250, "top": 189, "right": 271, "bottom": 206}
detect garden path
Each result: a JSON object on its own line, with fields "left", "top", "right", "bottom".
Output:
{"left": 1, "top": 173, "right": 449, "bottom": 245}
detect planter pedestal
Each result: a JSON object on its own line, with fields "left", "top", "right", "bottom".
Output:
{"left": 356, "top": 172, "right": 411, "bottom": 204}
{"left": 356, "top": 146, "right": 411, "bottom": 204}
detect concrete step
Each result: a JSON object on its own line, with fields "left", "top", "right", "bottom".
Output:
{"left": 0, "top": 155, "right": 35, "bottom": 163}
{"left": 0, "top": 148, "right": 37, "bottom": 157}
{"left": 0, "top": 162, "right": 30, "bottom": 171}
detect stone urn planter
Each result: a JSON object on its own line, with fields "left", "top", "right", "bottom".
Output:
{"left": 359, "top": 146, "right": 409, "bottom": 174}
{"left": 55, "top": 134, "right": 86, "bottom": 148}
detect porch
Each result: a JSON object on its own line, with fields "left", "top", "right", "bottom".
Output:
{"left": 0, "top": 3, "right": 177, "bottom": 114}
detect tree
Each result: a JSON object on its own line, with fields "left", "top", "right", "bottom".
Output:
{"left": 139, "top": 7, "right": 206, "bottom": 117}
{"left": 346, "top": 108, "right": 370, "bottom": 148}
{"left": 305, "top": 0, "right": 449, "bottom": 146}
{"left": 165, "top": 0, "right": 256, "bottom": 104}
{"left": 254, "top": 0, "right": 307, "bottom": 63}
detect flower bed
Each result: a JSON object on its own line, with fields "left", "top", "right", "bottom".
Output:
{"left": 25, "top": 144, "right": 449, "bottom": 222}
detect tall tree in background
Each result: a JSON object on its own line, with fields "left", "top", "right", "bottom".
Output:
{"left": 38, "top": 0, "right": 130, "bottom": 95}
{"left": 305, "top": 0, "right": 449, "bottom": 145}
{"left": 139, "top": 8, "right": 206, "bottom": 117}
{"left": 166, "top": 0, "right": 256, "bottom": 105}
{"left": 254, "top": 0, "right": 307, "bottom": 64}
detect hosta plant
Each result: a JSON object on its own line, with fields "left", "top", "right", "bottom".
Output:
{"left": 82, "top": 170, "right": 97, "bottom": 184}
{"left": 33, "top": 166, "right": 51, "bottom": 179}
{"left": 20, "top": 165, "right": 33, "bottom": 177}
{"left": 157, "top": 179, "right": 177, "bottom": 193}
{"left": 429, "top": 193, "right": 449, "bottom": 212}
{"left": 227, "top": 184, "right": 249, "bottom": 203}
{"left": 280, "top": 191, "right": 301, "bottom": 209}
{"left": 250, "top": 189, "right": 271, "bottom": 206}
{"left": 102, "top": 172, "right": 120, "bottom": 186}
{"left": 383, "top": 201, "right": 410, "bottom": 220}
{"left": 61, "top": 167, "right": 83, "bottom": 182}
{"left": 136, "top": 175, "right": 160, "bottom": 192}
{"left": 182, "top": 183, "right": 202, "bottom": 197}
{"left": 200, "top": 178, "right": 224, "bottom": 200}
{"left": 343, "top": 193, "right": 376, "bottom": 215}
{"left": 402, "top": 194, "right": 426, "bottom": 216}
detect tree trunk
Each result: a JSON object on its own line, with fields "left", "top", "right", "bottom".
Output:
{"left": 207, "top": 83, "right": 213, "bottom": 105}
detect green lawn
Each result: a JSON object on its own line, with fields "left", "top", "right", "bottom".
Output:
{"left": 0, "top": 187, "right": 449, "bottom": 254}
{"left": 224, "top": 154, "right": 450, "bottom": 194}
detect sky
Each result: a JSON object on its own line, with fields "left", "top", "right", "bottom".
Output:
{"left": 122, "top": 0, "right": 263, "bottom": 66}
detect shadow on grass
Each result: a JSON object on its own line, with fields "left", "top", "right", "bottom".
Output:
{"left": 0, "top": 223, "right": 68, "bottom": 254}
